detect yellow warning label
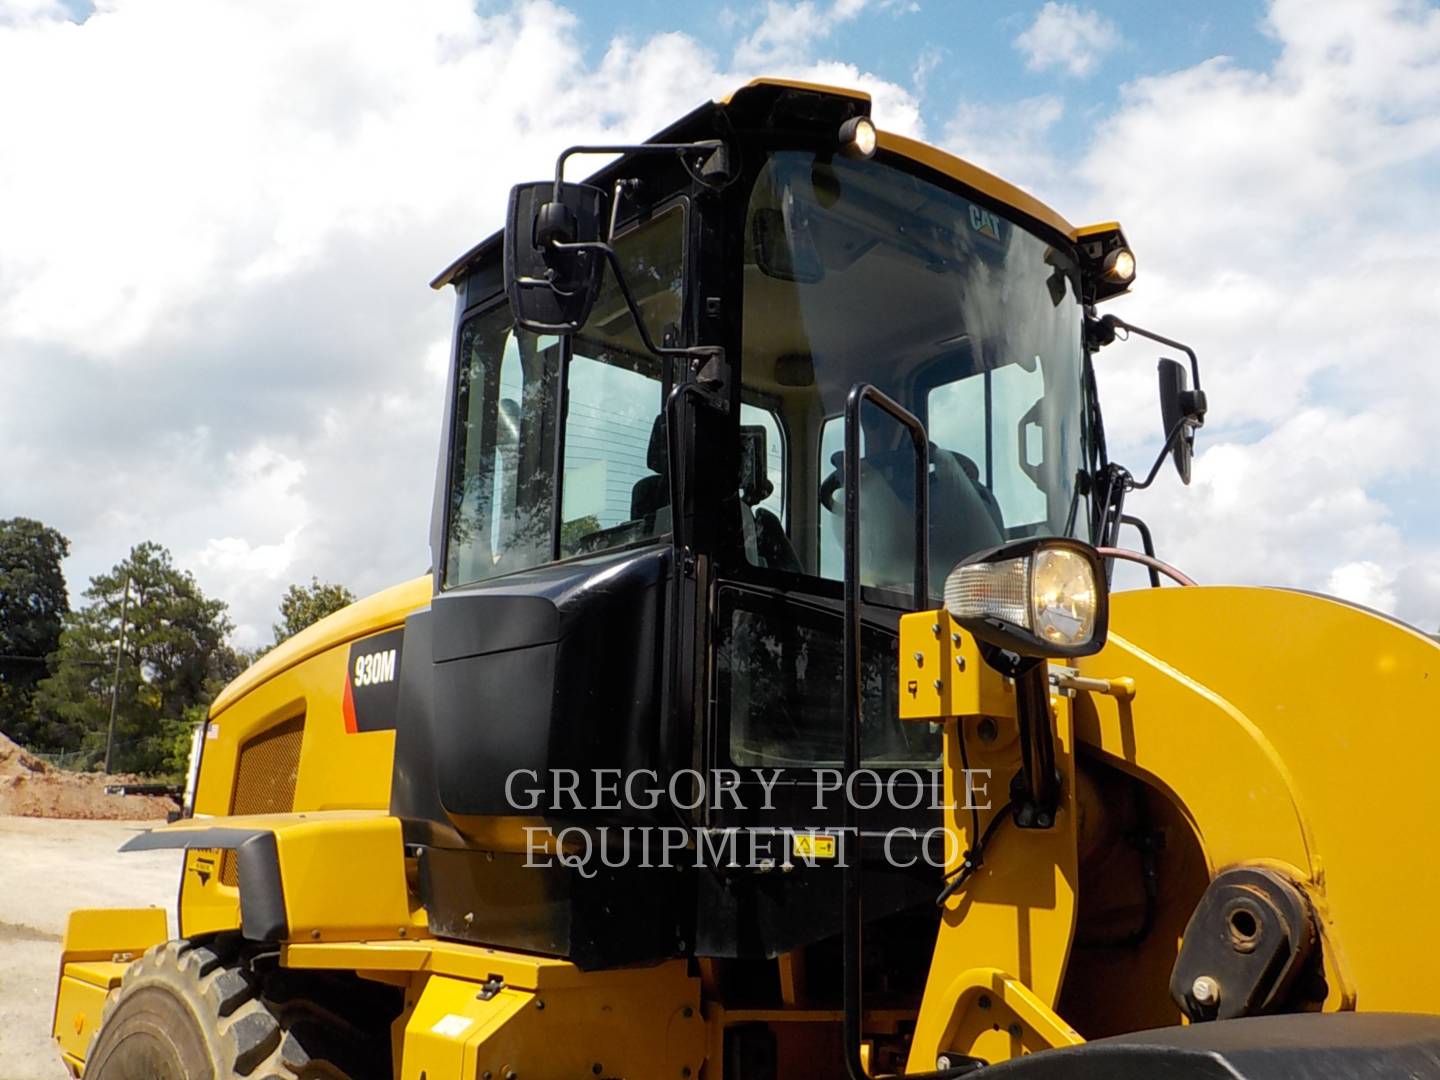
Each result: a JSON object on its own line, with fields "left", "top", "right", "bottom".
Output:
{"left": 791, "top": 833, "right": 837, "bottom": 860}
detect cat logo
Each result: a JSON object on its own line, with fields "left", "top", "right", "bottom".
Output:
{"left": 969, "top": 204, "right": 1003, "bottom": 242}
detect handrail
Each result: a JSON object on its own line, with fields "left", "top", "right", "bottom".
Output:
{"left": 841, "top": 383, "right": 930, "bottom": 1080}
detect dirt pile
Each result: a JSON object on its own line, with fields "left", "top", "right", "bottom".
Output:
{"left": 0, "top": 734, "right": 173, "bottom": 820}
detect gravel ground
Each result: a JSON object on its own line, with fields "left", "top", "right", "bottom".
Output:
{"left": 0, "top": 816, "right": 179, "bottom": 1080}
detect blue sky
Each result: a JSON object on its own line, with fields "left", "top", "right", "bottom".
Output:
{"left": 4, "top": 0, "right": 1440, "bottom": 640}
{"left": 575, "top": 0, "right": 1281, "bottom": 139}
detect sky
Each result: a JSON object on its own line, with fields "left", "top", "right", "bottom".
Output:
{"left": 2, "top": 0, "right": 1439, "bottom": 645}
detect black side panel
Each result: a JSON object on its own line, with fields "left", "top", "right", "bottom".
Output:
{"left": 420, "top": 848, "right": 687, "bottom": 969}
{"left": 236, "top": 832, "right": 287, "bottom": 943}
{"left": 979, "top": 1013, "right": 1440, "bottom": 1080}
{"left": 391, "top": 610, "right": 462, "bottom": 848}
{"left": 392, "top": 544, "right": 683, "bottom": 968}
{"left": 424, "top": 544, "right": 672, "bottom": 822}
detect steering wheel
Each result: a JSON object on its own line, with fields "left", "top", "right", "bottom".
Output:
{"left": 819, "top": 446, "right": 1000, "bottom": 524}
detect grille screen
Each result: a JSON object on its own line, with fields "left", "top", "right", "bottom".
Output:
{"left": 218, "top": 714, "right": 305, "bottom": 886}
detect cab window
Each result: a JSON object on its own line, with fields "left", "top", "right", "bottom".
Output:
{"left": 444, "top": 204, "right": 686, "bottom": 586}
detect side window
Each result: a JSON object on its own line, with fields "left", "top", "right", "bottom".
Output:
{"left": 558, "top": 203, "right": 684, "bottom": 557}
{"left": 445, "top": 203, "right": 685, "bottom": 582}
{"left": 718, "top": 589, "right": 939, "bottom": 767}
{"left": 928, "top": 364, "right": 1048, "bottom": 530}
{"left": 444, "top": 307, "right": 560, "bottom": 588}
{"left": 560, "top": 351, "right": 665, "bottom": 556}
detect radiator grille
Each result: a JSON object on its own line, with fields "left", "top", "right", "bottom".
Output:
{"left": 218, "top": 714, "right": 305, "bottom": 886}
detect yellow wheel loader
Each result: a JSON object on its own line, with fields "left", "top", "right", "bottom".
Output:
{"left": 51, "top": 79, "right": 1440, "bottom": 1079}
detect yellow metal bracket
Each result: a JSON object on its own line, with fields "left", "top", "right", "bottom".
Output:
{"left": 898, "top": 610, "right": 1015, "bottom": 722}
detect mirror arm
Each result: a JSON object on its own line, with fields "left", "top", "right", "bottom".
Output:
{"left": 551, "top": 239, "right": 727, "bottom": 380}
{"left": 1101, "top": 314, "right": 1205, "bottom": 398}
{"left": 554, "top": 140, "right": 729, "bottom": 199}
{"left": 1131, "top": 416, "right": 1192, "bottom": 492}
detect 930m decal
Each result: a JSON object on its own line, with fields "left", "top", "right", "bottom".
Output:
{"left": 342, "top": 628, "right": 404, "bottom": 733}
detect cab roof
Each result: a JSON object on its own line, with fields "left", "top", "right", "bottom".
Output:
{"left": 432, "top": 77, "right": 1100, "bottom": 291}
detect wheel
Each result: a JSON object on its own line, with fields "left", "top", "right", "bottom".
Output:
{"left": 85, "top": 937, "right": 395, "bottom": 1079}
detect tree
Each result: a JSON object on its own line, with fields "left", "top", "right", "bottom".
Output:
{"left": 0, "top": 518, "right": 70, "bottom": 746}
{"left": 31, "top": 542, "right": 242, "bottom": 775}
{"left": 271, "top": 577, "right": 356, "bottom": 645}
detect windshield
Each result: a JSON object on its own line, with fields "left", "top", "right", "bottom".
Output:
{"left": 739, "top": 150, "right": 1086, "bottom": 594}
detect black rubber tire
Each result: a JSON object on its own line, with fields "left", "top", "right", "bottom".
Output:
{"left": 85, "top": 937, "right": 391, "bottom": 1080}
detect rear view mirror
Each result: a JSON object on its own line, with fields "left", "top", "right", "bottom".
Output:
{"left": 738, "top": 425, "right": 772, "bottom": 506}
{"left": 503, "top": 181, "right": 606, "bottom": 334}
{"left": 1158, "top": 358, "right": 1206, "bottom": 485}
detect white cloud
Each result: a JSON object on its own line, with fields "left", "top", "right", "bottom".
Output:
{"left": 1326, "top": 561, "right": 1398, "bottom": 613}
{"left": 732, "top": 0, "right": 872, "bottom": 68}
{"left": 942, "top": 93, "right": 1066, "bottom": 193}
{"left": 1050, "top": 0, "right": 1440, "bottom": 628}
{"left": 1014, "top": 2, "right": 1120, "bottom": 78}
{"left": 0, "top": 0, "right": 922, "bottom": 648}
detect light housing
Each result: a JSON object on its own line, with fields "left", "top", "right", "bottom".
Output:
{"left": 943, "top": 537, "right": 1109, "bottom": 659}
{"left": 839, "top": 115, "right": 878, "bottom": 159}
{"left": 1102, "top": 246, "right": 1136, "bottom": 284}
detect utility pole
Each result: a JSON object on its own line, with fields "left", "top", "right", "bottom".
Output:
{"left": 103, "top": 572, "right": 132, "bottom": 775}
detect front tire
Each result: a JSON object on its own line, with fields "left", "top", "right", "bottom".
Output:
{"left": 85, "top": 938, "right": 390, "bottom": 1079}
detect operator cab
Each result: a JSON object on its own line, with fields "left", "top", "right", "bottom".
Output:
{"left": 394, "top": 81, "right": 1110, "bottom": 975}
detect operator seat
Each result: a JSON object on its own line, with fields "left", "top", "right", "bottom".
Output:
{"left": 629, "top": 415, "right": 803, "bottom": 572}
{"left": 629, "top": 415, "right": 671, "bottom": 533}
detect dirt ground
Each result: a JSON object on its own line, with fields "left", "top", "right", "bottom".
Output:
{"left": 0, "top": 816, "right": 179, "bottom": 1080}
{"left": 0, "top": 735, "right": 174, "bottom": 821}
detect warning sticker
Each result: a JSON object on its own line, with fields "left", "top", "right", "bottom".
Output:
{"left": 791, "top": 833, "right": 838, "bottom": 860}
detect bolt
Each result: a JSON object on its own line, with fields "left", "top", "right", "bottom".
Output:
{"left": 913, "top": 651, "right": 925, "bottom": 666}
{"left": 310, "top": 929, "right": 321, "bottom": 940}
{"left": 682, "top": 1006, "right": 694, "bottom": 1018}
{"left": 1008, "top": 1023, "right": 1022, "bottom": 1038}
{"left": 593, "top": 1067, "right": 603, "bottom": 1076}
{"left": 932, "top": 622, "right": 941, "bottom": 636}
{"left": 482, "top": 1073, "right": 492, "bottom": 1080}
{"left": 464, "top": 911, "right": 475, "bottom": 925}
{"left": 933, "top": 679, "right": 943, "bottom": 691}
{"left": 505, "top": 1071, "right": 518, "bottom": 1080}
{"left": 951, "top": 632, "right": 961, "bottom": 646}
{"left": 1036, "top": 812, "right": 1053, "bottom": 828}
{"left": 955, "top": 656, "right": 966, "bottom": 671}
{"left": 936, "top": 1056, "right": 953, "bottom": 1070}
{"left": 535, "top": 999, "right": 544, "bottom": 1010}
{"left": 1192, "top": 975, "right": 1221, "bottom": 1006}
{"left": 978, "top": 994, "right": 992, "bottom": 1011}
{"left": 397, "top": 927, "right": 407, "bottom": 937}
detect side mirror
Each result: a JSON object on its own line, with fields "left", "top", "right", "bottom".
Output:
{"left": 503, "top": 181, "right": 606, "bottom": 334}
{"left": 1158, "top": 358, "right": 1207, "bottom": 485}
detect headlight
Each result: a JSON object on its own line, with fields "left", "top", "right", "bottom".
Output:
{"left": 1102, "top": 247, "right": 1136, "bottom": 284}
{"left": 943, "top": 538, "right": 1108, "bottom": 658}
{"left": 839, "top": 116, "right": 878, "bottom": 159}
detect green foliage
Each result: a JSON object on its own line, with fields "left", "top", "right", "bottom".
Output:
{"left": 0, "top": 517, "right": 70, "bottom": 745}
{"left": 31, "top": 542, "right": 241, "bottom": 776}
{"left": 560, "top": 515, "right": 603, "bottom": 556}
{"left": 272, "top": 577, "right": 356, "bottom": 645}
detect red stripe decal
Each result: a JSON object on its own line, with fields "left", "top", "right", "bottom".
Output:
{"left": 342, "top": 671, "right": 358, "bottom": 734}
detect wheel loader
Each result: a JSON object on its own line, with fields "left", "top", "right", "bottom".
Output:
{"left": 50, "top": 79, "right": 1440, "bottom": 1079}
